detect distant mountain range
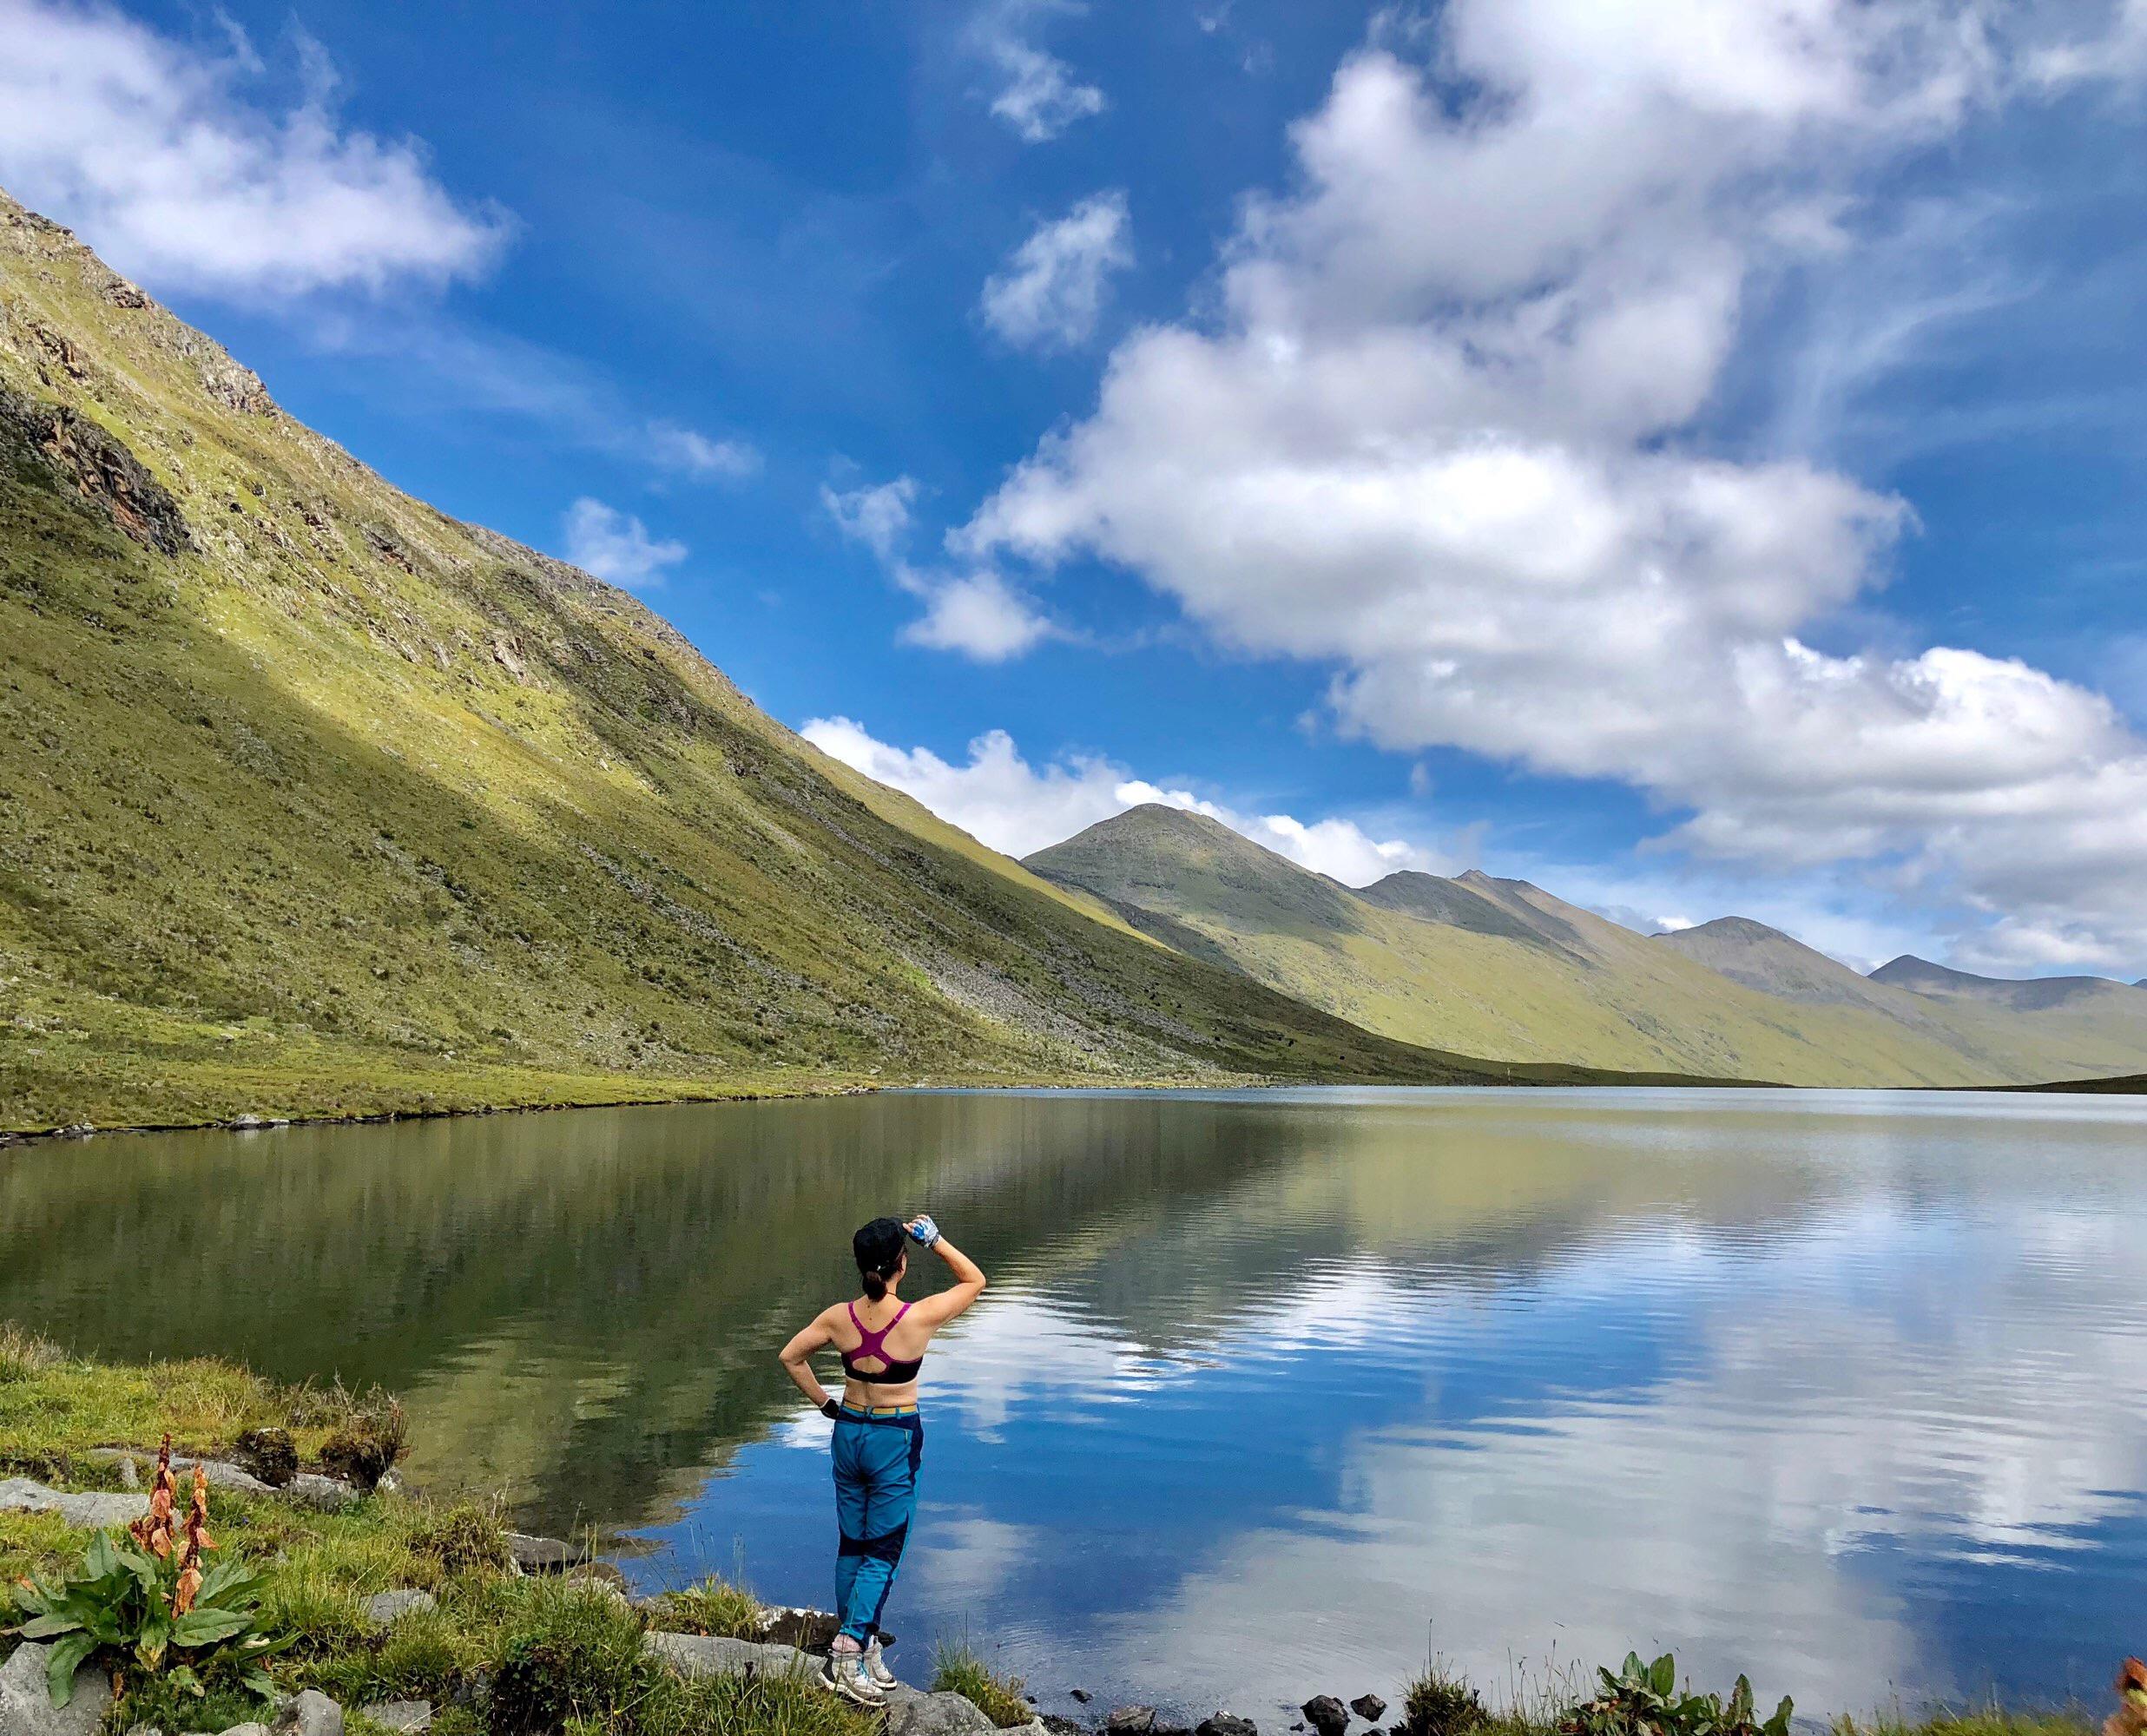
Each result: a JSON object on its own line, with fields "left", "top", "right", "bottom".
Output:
{"left": 1026, "top": 806, "right": 2147, "bottom": 1088}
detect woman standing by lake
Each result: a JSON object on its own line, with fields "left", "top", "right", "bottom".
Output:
{"left": 779, "top": 1213, "right": 988, "bottom": 1706}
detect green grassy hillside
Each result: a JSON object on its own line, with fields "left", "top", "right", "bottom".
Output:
{"left": 0, "top": 187, "right": 1556, "bottom": 1133}
{"left": 1027, "top": 808, "right": 2147, "bottom": 1087}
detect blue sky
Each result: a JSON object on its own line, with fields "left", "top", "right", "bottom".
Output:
{"left": 4, "top": 0, "right": 2146, "bottom": 976}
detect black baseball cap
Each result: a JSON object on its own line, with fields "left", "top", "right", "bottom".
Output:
{"left": 853, "top": 1217, "right": 907, "bottom": 1277}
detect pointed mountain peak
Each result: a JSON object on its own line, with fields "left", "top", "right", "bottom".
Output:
{"left": 1656, "top": 916, "right": 1885, "bottom": 1007}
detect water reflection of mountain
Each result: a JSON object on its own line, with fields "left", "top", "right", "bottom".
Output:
{"left": 1, "top": 1089, "right": 1855, "bottom": 1534}
{"left": 13, "top": 1089, "right": 2118, "bottom": 1535}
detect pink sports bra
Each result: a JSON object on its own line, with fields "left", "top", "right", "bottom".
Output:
{"left": 841, "top": 1300, "right": 925, "bottom": 1384}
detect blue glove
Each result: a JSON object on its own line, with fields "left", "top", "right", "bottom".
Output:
{"left": 906, "top": 1214, "right": 941, "bottom": 1248}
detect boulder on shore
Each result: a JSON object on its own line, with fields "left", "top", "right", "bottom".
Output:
{"left": 1350, "top": 1699, "right": 1387, "bottom": 1724}
{"left": 1199, "top": 1716, "right": 1259, "bottom": 1736}
{"left": 880, "top": 1687, "right": 999, "bottom": 1736}
{"left": 0, "top": 1476, "right": 148, "bottom": 1529}
{"left": 1302, "top": 1697, "right": 1352, "bottom": 1736}
{"left": 0, "top": 1641, "right": 112, "bottom": 1736}
{"left": 1109, "top": 1709, "right": 1158, "bottom": 1736}
{"left": 642, "top": 1632, "right": 812, "bottom": 1680}
{"left": 506, "top": 1532, "right": 587, "bottom": 1574}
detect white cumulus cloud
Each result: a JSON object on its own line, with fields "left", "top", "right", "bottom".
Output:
{"left": 958, "top": 0, "right": 2147, "bottom": 974}
{"left": 561, "top": 498, "right": 688, "bottom": 590}
{"left": 0, "top": 0, "right": 509, "bottom": 297}
{"left": 981, "top": 191, "right": 1132, "bottom": 351}
{"left": 799, "top": 714, "right": 1447, "bottom": 881}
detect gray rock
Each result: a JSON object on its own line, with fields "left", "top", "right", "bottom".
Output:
{"left": 171, "top": 1457, "right": 273, "bottom": 1496}
{"left": 880, "top": 1688, "right": 998, "bottom": 1736}
{"left": 356, "top": 1705, "right": 431, "bottom": 1734}
{"left": 1350, "top": 1701, "right": 1386, "bottom": 1725}
{"left": 1069, "top": 1691, "right": 1092, "bottom": 1706}
{"left": 284, "top": 1474, "right": 358, "bottom": 1512}
{"left": 361, "top": 1589, "right": 436, "bottom": 1630}
{"left": 506, "top": 1532, "right": 587, "bottom": 1574}
{"left": 1302, "top": 1700, "right": 1351, "bottom": 1736}
{"left": 0, "top": 1476, "right": 148, "bottom": 1529}
{"left": 273, "top": 1692, "right": 343, "bottom": 1736}
{"left": 214, "top": 1723, "right": 270, "bottom": 1736}
{"left": 642, "top": 1632, "right": 812, "bottom": 1679}
{"left": 115, "top": 1457, "right": 140, "bottom": 1491}
{"left": 1109, "top": 1710, "right": 1157, "bottom": 1736}
{"left": 0, "top": 1641, "right": 112, "bottom": 1736}
{"left": 1199, "top": 1718, "right": 1259, "bottom": 1736}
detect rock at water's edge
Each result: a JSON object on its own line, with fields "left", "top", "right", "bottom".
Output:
{"left": 1108, "top": 1709, "right": 1158, "bottom": 1736}
{"left": 0, "top": 1641, "right": 113, "bottom": 1736}
{"left": 0, "top": 1477, "right": 148, "bottom": 1529}
{"left": 642, "top": 1632, "right": 812, "bottom": 1679}
{"left": 506, "top": 1532, "right": 587, "bottom": 1574}
{"left": 1350, "top": 1700, "right": 1387, "bottom": 1724}
{"left": 879, "top": 1688, "right": 999, "bottom": 1736}
{"left": 1199, "top": 1716, "right": 1259, "bottom": 1736}
{"left": 362, "top": 1589, "right": 437, "bottom": 1629}
{"left": 1302, "top": 1698, "right": 1351, "bottom": 1736}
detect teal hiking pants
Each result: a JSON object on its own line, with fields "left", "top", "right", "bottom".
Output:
{"left": 832, "top": 1405, "right": 923, "bottom": 1645}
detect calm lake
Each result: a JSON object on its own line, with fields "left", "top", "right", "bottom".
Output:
{"left": 6, "top": 1088, "right": 2145, "bottom": 1722}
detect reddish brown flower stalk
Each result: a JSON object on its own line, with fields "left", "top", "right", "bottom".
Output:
{"left": 170, "top": 1464, "right": 214, "bottom": 1615}
{"left": 129, "top": 1434, "right": 176, "bottom": 1560}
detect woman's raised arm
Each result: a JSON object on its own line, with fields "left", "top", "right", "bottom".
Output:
{"left": 907, "top": 1220, "right": 986, "bottom": 1327}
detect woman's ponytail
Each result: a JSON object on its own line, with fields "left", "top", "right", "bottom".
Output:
{"left": 852, "top": 1217, "right": 906, "bottom": 1303}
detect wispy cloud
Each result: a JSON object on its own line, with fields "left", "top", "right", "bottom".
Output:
{"left": 0, "top": 0, "right": 510, "bottom": 297}
{"left": 981, "top": 191, "right": 1131, "bottom": 350}
{"left": 973, "top": 1, "right": 1105, "bottom": 143}
{"left": 646, "top": 423, "right": 761, "bottom": 483}
{"left": 823, "top": 476, "right": 1057, "bottom": 662}
{"left": 561, "top": 497, "right": 688, "bottom": 589}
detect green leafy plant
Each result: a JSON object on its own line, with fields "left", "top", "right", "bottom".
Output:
{"left": 10, "top": 1529, "right": 282, "bottom": 1705}
{"left": 6, "top": 1440, "right": 286, "bottom": 1707}
{"left": 1564, "top": 1654, "right": 1791, "bottom": 1736}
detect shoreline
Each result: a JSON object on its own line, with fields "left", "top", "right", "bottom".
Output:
{"left": 7, "top": 1064, "right": 2143, "bottom": 1150}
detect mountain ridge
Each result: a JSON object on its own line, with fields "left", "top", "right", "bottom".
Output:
{"left": 1025, "top": 807, "right": 2147, "bottom": 1087}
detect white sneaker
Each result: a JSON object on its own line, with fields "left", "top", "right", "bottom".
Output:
{"left": 820, "top": 1648, "right": 886, "bottom": 1706}
{"left": 863, "top": 1638, "right": 899, "bottom": 1690}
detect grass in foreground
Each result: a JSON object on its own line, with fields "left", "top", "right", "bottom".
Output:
{"left": 932, "top": 1640, "right": 1031, "bottom": 1728}
{"left": 0, "top": 1327, "right": 879, "bottom": 1736}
